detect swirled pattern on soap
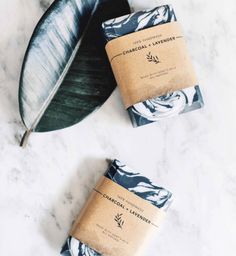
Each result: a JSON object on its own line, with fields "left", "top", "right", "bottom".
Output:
{"left": 105, "top": 159, "right": 173, "bottom": 210}
{"left": 61, "top": 236, "right": 101, "bottom": 256}
{"left": 102, "top": 5, "right": 176, "bottom": 41}
{"left": 61, "top": 159, "right": 172, "bottom": 255}
{"left": 128, "top": 85, "right": 203, "bottom": 126}
{"left": 102, "top": 5, "right": 204, "bottom": 127}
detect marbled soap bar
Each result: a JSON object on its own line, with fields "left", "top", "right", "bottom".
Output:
{"left": 60, "top": 159, "right": 173, "bottom": 255}
{"left": 102, "top": 5, "right": 204, "bottom": 127}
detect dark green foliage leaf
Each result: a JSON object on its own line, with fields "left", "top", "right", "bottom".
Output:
{"left": 19, "top": 0, "right": 130, "bottom": 146}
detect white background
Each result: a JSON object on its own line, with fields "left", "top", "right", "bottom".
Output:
{"left": 0, "top": 0, "right": 236, "bottom": 255}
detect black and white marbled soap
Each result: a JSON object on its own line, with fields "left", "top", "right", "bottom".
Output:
{"left": 102, "top": 5, "right": 204, "bottom": 127}
{"left": 60, "top": 159, "right": 173, "bottom": 256}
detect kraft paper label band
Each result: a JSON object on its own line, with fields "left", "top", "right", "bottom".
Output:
{"left": 70, "top": 177, "right": 166, "bottom": 256}
{"left": 105, "top": 21, "right": 198, "bottom": 108}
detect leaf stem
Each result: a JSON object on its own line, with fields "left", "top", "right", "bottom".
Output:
{"left": 20, "top": 130, "right": 32, "bottom": 148}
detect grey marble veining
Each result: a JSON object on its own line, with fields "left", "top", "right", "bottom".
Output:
{"left": 0, "top": 0, "right": 236, "bottom": 256}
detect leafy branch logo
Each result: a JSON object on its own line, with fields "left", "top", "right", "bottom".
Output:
{"left": 114, "top": 213, "right": 124, "bottom": 228}
{"left": 146, "top": 52, "right": 160, "bottom": 64}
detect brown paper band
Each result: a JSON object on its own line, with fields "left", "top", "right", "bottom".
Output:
{"left": 70, "top": 177, "right": 165, "bottom": 256}
{"left": 105, "top": 21, "right": 198, "bottom": 108}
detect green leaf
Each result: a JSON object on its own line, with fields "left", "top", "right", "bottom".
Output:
{"left": 19, "top": 0, "right": 130, "bottom": 147}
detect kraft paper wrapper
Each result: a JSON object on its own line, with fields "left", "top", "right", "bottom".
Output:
{"left": 70, "top": 177, "right": 166, "bottom": 256}
{"left": 105, "top": 21, "right": 198, "bottom": 108}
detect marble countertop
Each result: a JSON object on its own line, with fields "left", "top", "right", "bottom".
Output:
{"left": 0, "top": 0, "right": 236, "bottom": 255}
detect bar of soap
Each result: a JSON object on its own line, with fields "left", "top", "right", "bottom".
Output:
{"left": 60, "top": 159, "right": 173, "bottom": 255}
{"left": 102, "top": 5, "right": 204, "bottom": 127}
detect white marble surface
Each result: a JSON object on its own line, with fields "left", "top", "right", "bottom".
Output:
{"left": 0, "top": 0, "right": 236, "bottom": 255}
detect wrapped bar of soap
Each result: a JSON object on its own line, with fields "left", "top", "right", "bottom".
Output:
{"left": 61, "top": 159, "right": 173, "bottom": 256}
{"left": 102, "top": 5, "right": 204, "bottom": 127}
